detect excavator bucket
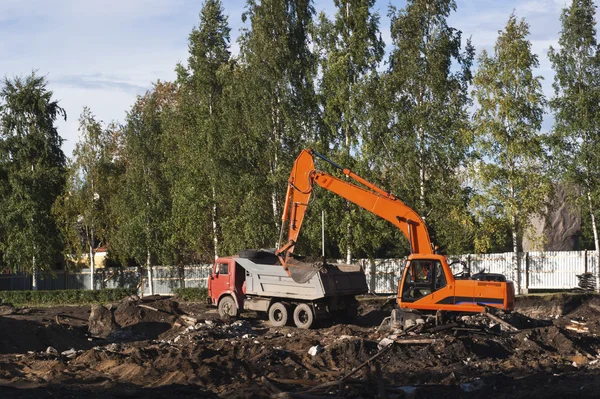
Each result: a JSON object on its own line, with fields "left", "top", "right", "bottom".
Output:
{"left": 286, "top": 258, "right": 321, "bottom": 284}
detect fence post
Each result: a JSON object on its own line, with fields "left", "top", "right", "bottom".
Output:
{"left": 524, "top": 252, "right": 529, "bottom": 295}
{"left": 370, "top": 259, "right": 376, "bottom": 294}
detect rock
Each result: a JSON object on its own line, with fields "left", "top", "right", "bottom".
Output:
{"left": 308, "top": 345, "right": 323, "bottom": 356}
{"left": 205, "top": 319, "right": 215, "bottom": 327}
{"left": 61, "top": 348, "right": 77, "bottom": 358}
{"left": 0, "top": 303, "right": 15, "bottom": 315}
{"left": 46, "top": 346, "right": 58, "bottom": 355}
{"left": 460, "top": 378, "right": 485, "bottom": 392}
{"left": 378, "top": 337, "right": 394, "bottom": 350}
{"left": 88, "top": 304, "right": 118, "bottom": 339}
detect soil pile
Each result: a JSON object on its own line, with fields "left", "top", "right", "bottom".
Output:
{"left": 2, "top": 294, "right": 600, "bottom": 398}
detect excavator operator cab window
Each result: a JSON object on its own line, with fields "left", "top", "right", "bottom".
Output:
{"left": 402, "top": 260, "right": 446, "bottom": 302}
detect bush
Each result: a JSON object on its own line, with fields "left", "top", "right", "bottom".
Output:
{"left": 0, "top": 288, "right": 137, "bottom": 307}
{"left": 173, "top": 287, "right": 208, "bottom": 302}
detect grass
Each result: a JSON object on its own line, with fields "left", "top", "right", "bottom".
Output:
{"left": 173, "top": 287, "right": 208, "bottom": 302}
{"left": 0, "top": 288, "right": 138, "bottom": 307}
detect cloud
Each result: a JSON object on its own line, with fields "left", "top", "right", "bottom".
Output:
{"left": 52, "top": 74, "right": 149, "bottom": 93}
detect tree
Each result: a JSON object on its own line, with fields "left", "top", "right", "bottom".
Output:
{"left": 472, "top": 14, "right": 550, "bottom": 293}
{"left": 315, "top": 0, "right": 384, "bottom": 262}
{"left": 54, "top": 108, "right": 115, "bottom": 289}
{"left": 548, "top": 0, "right": 600, "bottom": 266}
{"left": 112, "top": 82, "right": 176, "bottom": 295}
{"left": 166, "top": 0, "right": 231, "bottom": 262}
{"left": 0, "top": 73, "right": 66, "bottom": 289}
{"left": 236, "top": 0, "right": 318, "bottom": 249}
{"left": 373, "top": 0, "right": 475, "bottom": 255}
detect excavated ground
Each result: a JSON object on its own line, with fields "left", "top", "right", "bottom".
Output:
{"left": 1, "top": 293, "right": 600, "bottom": 398}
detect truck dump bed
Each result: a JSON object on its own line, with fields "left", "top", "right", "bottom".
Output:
{"left": 235, "top": 257, "right": 368, "bottom": 301}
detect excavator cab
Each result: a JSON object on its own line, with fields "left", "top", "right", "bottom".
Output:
{"left": 401, "top": 259, "right": 447, "bottom": 302}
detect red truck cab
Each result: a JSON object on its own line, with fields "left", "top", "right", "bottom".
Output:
{"left": 207, "top": 257, "right": 246, "bottom": 317}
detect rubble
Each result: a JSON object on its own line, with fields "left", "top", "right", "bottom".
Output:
{"left": 1, "top": 294, "right": 600, "bottom": 397}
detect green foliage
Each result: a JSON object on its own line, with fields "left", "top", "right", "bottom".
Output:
{"left": 111, "top": 82, "right": 177, "bottom": 267}
{"left": 0, "top": 288, "right": 137, "bottom": 307}
{"left": 364, "top": 0, "right": 475, "bottom": 255}
{"left": 234, "top": 0, "right": 319, "bottom": 250}
{"left": 165, "top": 0, "right": 232, "bottom": 262}
{"left": 548, "top": 0, "right": 600, "bottom": 251}
{"left": 0, "top": 73, "right": 66, "bottom": 274}
{"left": 471, "top": 13, "right": 551, "bottom": 253}
{"left": 173, "top": 287, "right": 208, "bottom": 302}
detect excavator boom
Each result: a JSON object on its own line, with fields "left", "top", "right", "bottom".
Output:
{"left": 277, "top": 149, "right": 433, "bottom": 261}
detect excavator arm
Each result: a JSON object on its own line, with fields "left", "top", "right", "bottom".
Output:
{"left": 276, "top": 149, "right": 434, "bottom": 267}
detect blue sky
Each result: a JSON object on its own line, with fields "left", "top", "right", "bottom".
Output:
{"left": 0, "top": 0, "right": 584, "bottom": 157}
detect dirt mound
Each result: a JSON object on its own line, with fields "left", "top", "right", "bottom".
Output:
{"left": 0, "top": 316, "right": 91, "bottom": 354}
{"left": 515, "top": 293, "right": 595, "bottom": 319}
{"left": 87, "top": 297, "right": 184, "bottom": 341}
{"left": 4, "top": 294, "right": 600, "bottom": 397}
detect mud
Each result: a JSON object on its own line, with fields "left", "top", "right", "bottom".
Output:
{"left": 1, "top": 294, "right": 600, "bottom": 398}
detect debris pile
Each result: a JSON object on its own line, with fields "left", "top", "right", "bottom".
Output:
{"left": 1, "top": 294, "right": 600, "bottom": 398}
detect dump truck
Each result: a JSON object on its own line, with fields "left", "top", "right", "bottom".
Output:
{"left": 207, "top": 250, "right": 368, "bottom": 329}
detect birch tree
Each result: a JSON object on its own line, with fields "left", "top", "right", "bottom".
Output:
{"left": 113, "top": 82, "right": 176, "bottom": 295}
{"left": 316, "top": 0, "right": 384, "bottom": 262}
{"left": 548, "top": 0, "right": 600, "bottom": 267}
{"left": 472, "top": 14, "right": 550, "bottom": 293}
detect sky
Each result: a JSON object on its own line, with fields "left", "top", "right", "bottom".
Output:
{"left": 0, "top": 0, "right": 588, "bottom": 158}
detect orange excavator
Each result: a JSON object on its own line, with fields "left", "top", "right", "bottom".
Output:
{"left": 276, "top": 149, "right": 515, "bottom": 316}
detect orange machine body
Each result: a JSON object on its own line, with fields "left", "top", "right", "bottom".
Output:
{"left": 398, "top": 254, "right": 515, "bottom": 312}
{"left": 277, "top": 148, "right": 515, "bottom": 313}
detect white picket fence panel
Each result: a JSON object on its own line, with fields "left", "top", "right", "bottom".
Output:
{"left": 1, "top": 250, "right": 597, "bottom": 294}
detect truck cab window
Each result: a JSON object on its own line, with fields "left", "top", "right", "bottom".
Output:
{"left": 218, "top": 263, "right": 229, "bottom": 275}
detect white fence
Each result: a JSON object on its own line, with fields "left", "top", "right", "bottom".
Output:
{"left": 358, "top": 250, "right": 598, "bottom": 294}
{"left": 1, "top": 250, "right": 597, "bottom": 294}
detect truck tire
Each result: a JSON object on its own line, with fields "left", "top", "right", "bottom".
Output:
{"left": 293, "top": 303, "right": 314, "bottom": 329}
{"left": 268, "top": 302, "right": 289, "bottom": 327}
{"left": 218, "top": 296, "right": 238, "bottom": 318}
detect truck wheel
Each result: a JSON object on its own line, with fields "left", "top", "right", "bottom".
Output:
{"left": 293, "top": 303, "right": 314, "bottom": 329}
{"left": 268, "top": 302, "right": 289, "bottom": 327}
{"left": 218, "top": 296, "right": 238, "bottom": 318}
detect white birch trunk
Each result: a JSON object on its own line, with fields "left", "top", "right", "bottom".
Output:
{"left": 146, "top": 247, "right": 153, "bottom": 296}
{"left": 419, "top": 126, "right": 426, "bottom": 217}
{"left": 587, "top": 190, "right": 600, "bottom": 291}
{"left": 32, "top": 254, "right": 38, "bottom": 291}
{"left": 212, "top": 185, "right": 219, "bottom": 260}
{"left": 89, "top": 240, "right": 95, "bottom": 290}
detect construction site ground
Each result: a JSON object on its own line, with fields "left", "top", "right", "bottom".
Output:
{"left": 1, "top": 293, "right": 600, "bottom": 398}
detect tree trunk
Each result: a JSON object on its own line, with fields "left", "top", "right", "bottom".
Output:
{"left": 211, "top": 184, "right": 219, "bottom": 260}
{"left": 587, "top": 189, "right": 600, "bottom": 291}
{"left": 146, "top": 247, "right": 154, "bottom": 296}
{"left": 511, "top": 215, "right": 520, "bottom": 294}
{"left": 89, "top": 240, "right": 95, "bottom": 291}
{"left": 510, "top": 183, "right": 521, "bottom": 294}
{"left": 32, "top": 254, "right": 38, "bottom": 291}
{"left": 419, "top": 126, "right": 426, "bottom": 215}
